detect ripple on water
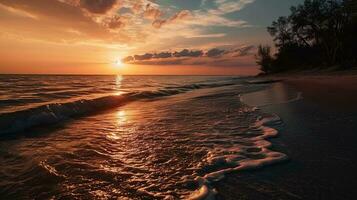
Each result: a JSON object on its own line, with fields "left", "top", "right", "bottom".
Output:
{"left": 0, "top": 84, "right": 287, "bottom": 199}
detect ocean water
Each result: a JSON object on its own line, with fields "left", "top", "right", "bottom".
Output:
{"left": 0, "top": 75, "right": 287, "bottom": 199}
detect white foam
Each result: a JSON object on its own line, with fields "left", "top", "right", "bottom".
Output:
{"left": 187, "top": 177, "right": 217, "bottom": 200}
{"left": 185, "top": 114, "right": 287, "bottom": 200}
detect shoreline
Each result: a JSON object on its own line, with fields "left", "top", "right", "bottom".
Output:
{"left": 256, "top": 71, "right": 357, "bottom": 111}
{"left": 216, "top": 76, "right": 357, "bottom": 199}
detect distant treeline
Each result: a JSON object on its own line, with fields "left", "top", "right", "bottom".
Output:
{"left": 257, "top": 0, "right": 357, "bottom": 73}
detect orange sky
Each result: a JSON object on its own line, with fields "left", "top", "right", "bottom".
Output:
{"left": 0, "top": 0, "right": 267, "bottom": 75}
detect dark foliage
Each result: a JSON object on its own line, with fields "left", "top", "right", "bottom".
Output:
{"left": 257, "top": 0, "right": 357, "bottom": 73}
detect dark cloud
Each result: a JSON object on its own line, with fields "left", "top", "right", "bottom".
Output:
{"left": 206, "top": 48, "right": 226, "bottom": 57}
{"left": 123, "top": 49, "right": 205, "bottom": 63}
{"left": 79, "top": 0, "right": 118, "bottom": 14}
{"left": 122, "top": 45, "right": 256, "bottom": 67}
{"left": 122, "top": 56, "right": 255, "bottom": 67}
{"left": 122, "top": 56, "right": 134, "bottom": 63}
{"left": 129, "top": 58, "right": 188, "bottom": 65}
{"left": 153, "top": 52, "right": 172, "bottom": 59}
{"left": 173, "top": 49, "right": 203, "bottom": 57}
{"left": 134, "top": 53, "right": 154, "bottom": 61}
{"left": 128, "top": 52, "right": 172, "bottom": 61}
{"left": 233, "top": 45, "right": 255, "bottom": 56}
{"left": 130, "top": 52, "right": 173, "bottom": 62}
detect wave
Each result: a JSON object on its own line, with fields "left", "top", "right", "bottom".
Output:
{"left": 187, "top": 114, "right": 287, "bottom": 200}
{"left": 0, "top": 82, "right": 234, "bottom": 135}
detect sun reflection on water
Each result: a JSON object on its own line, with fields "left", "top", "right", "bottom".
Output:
{"left": 117, "top": 110, "right": 127, "bottom": 125}
{"left": 114, "top": 91, "right": 126, "bottom": 96}
{"left": 106, "top": 110, "right": 128, "bottom": 140}
{"left": 114, "top": 75, "right": 124, "bottom": 96}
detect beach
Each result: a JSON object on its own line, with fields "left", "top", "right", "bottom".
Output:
{"left": 279, "top": 71, "right": 357, "bottom": 111}
{"left": 0, "top": 74, "right": 356, "bottom": 199}
{"left": 217, "top": 73, "right": 357, "bottom": 199}
{"left": 2, "top": 0, "right": 356, "bottom": 199}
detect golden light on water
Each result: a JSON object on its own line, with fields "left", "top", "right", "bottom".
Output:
{"left": 117, "top": 110, "right": 126, "bottom": 118}
{"left": 106, "top": 110, "right": 128, "bottom": 140}
{"left": 114, "top": 91, "right": 126, "bottom": 96}
{"left": 115, "top": 75, "right": 123, "bottom": 96}
{"left": 116, "top": 110, "right": 127, "bottom": 126}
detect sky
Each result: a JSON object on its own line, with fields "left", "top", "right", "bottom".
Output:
{"left": 0, "top": 0, "right": 304, "bottom": 75}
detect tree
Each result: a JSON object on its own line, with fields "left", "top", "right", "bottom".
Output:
{"left": 257, "top": 0, "right": 357, "bottom": 73}
{"left": 256, "top": 45, "right": 273, "bottom": 73}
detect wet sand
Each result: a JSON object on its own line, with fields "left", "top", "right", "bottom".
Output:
{"left": 216, "top": 75, "right": 357, "bottom": 199}
{"left": 284, "top": 74, "right": 357, "bottom": 111}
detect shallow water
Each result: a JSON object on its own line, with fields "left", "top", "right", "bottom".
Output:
{"left": 0, "top": 75, "right": 286, "bottom": 199}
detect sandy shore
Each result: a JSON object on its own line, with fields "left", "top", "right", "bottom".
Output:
{"left": 216, "top": 73, "right": 357, "bottom": 199}
{"left": 285, "top": 76, "right": 357, "bottom": 111}
{"left": 264, "top": 71, "right": 357, "bottom": 111}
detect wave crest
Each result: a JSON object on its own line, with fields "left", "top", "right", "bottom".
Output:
{"left": 0, "top": 82, "right": 234, "bottom": 135}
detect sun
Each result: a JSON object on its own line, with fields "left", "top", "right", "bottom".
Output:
{"left": 114, "top": 60, "right": 123, "bottom": 68}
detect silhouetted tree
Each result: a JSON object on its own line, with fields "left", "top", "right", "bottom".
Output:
{"left": 256, "top": 45, "right": 273, "bottom": 73}
{"left": 258, "top": 0, "right": 357, "bottom": 73}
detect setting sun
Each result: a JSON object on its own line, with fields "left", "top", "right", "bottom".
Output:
{"left": 114, "top": 60, "right": 123, "bottom": 68}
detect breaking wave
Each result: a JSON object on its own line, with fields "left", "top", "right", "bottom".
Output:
{"left": 0, "top": 82, "right": 234, "bottom": 135}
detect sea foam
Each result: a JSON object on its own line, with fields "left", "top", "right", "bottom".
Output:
{"left": 187, "top": 113, "right": 287, "bottom": 200}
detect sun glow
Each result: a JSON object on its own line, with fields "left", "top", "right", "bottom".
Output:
{"left": 115, "top": 60, "right": 123, "bottom": 68}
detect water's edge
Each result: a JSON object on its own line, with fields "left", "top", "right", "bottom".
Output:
{"left": 187, "top": 95, "right": 288, "bottom": 200}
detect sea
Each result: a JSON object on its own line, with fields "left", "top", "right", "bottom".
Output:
{"left": 0, "top": 75, "right": 287, "bottom": 199}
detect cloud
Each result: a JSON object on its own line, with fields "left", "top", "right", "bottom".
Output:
{"left": 102, "top": 15, "right": 127, "bottom": 29}
{"left": 131, "top": 57, "right": 189, "bottom": 65}
{"left": 123, "top": 49, "right": 205, "bottom": 62}
{"left": 151, "top": 6, "right": 250, "bottom": 29}
{"left": 0, "top": 0, "right": 109, "bottom": 34}
{"left": 215, "top": 0, "right": 255, "bottom": 14}
{"left": 79, "top": 0, "right": 119, "bottom": 14}
{"left": 206, "top": 48, "right": 226, "bottom": 57}
{"left": 0, "top": 3, "right": 38, "bottom": 19}
{"left": 123, "top": 56, "right": 255, "bottom": 67}
{"left": 170, "top": 10, "right": 191, "bottom": 21}
{"left": 122, "top": 55, "right": 134, "bottom": 63}
{"left": 143, "top": 3, "right": 162, "bottom": 20}
{"left": 233, "top": 45, "right": 255, "bottom": 56}
{"left": 184, "top": 33, "right": 226, "bottom": 39}
{"left": 122, "top": 45, "right": 256, "bottom": 66}
{"left": 130, "top": 2, "right": 143, "bottom": 14}
{"left": 134, "top": 53, "right": 154, "bottom": 61}
{"left": 154, "top": 52, "right": 172, "bottom": 59}
{"left": 152, "top": 10, "right": 192, "bottom": 28}
{"left": 173, "top": 49, "right": 204, "bottom": 57}
{"left": 201, "top": 0, "right": 208, "bottom": 6}
{"left": 172, "top": 0, "right": 254, "bottom": 28}
{"left": 182, "top": 10, "right": 249, "bottom": 28}
{"left": 0, "top": 0, "right": 257, "bottom": 68}
{"left": 0, "top": 0, "right": 134, "bottom": 45}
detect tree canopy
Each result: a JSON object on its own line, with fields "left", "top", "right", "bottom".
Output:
{"left": 257, "top": 0, "right": 357, "bottom": 73}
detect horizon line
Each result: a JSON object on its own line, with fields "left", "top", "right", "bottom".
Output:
{"left": 0, "top": 73, "right": 252, "bottom": 76}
